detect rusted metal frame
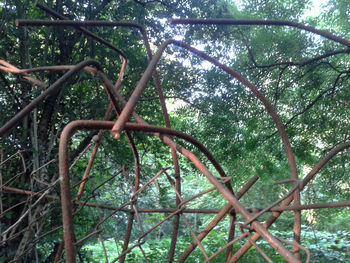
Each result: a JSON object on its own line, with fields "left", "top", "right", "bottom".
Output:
{"left": 132, "top": 204, "right": 145, "bottom": 236}
{"left": 243, "top": 180, "right": 301, "bottom": 227}
{"left": 93, "top": 199, "right": 135, "bottom": 229}
{"left": 16, "top": 8, "right": 131, "bottom": 204}
{"left": 230, "top": 141, "right": 350, "bottom": 262}
{"left": 75, "top": 229, "right": 103, "bottom": 246}
{"left": 43, "top": 63, "right": 109, "bottom": 263}
{"left": 178, "top": 180, "right": 228, "bottom": 208}
{"left": 111, "top": 239, "right": 147, "bottom": 263}
{"left": 106, "top": 37, "right": 296, "bottom": 205}
{"left": 6, "top": 185, "right": 349, "bottom": 214}
{"left": 164, "top": 171, "right": 209, "bottom": 260}
{"left": 33, "top": 3, "right": 127, "bottom": 60}
{"left": 102, "top": 55, "right": 134, "bottom": 263}
{"left": 100, "top": 69, "right": 236, "bottom": 246}
{"left": 1, "top": 178, "right": 60, "bottom": 240}
{"left": 141, "top": 21, "right": 182, "bottom": 263}
{"left": 32, "top": 2, "right": 133, "bottom": 210}
{"left": 246, "top": 236, "right": 274, "bottom": 263}
{"left": 119, "top": 136, "right": 141, "bottom": 263}
{"left": 0, "top": 150, "right": 26, "bottom": 167}
{"left": 117, "top": 120, "right": 301, "bottom": 261}
{"left": 17, "top": 16, "right": 182, "bottom": 260}
{"left": 269, "top": 200, "right": 350, "bottom": 212}
{"left": 0, "top": 170, "right": 26, "bottom": 189}
{"left": 101, "top": 68, "right": 233, "bottom": 202}
{"left": 100, "top": 71, "right": 299, "bottom": 262}
{"left": 0, "top": 57, "right": 138, "bottom": 261}
{"left": 278, "top": 238, "right": 311, "bottom": 263}
{"left": 78, "top": 186, "right": 106, "bottom": 257}
{"left": 88, "top": 170, "right": 166, "bottom": 232}
{"left": 108, "top": 78, "right": 141, "bottom": 263}
{"left": 101, "top": 37, "right": 299, "bottom": 261}
{"left": 0, "top": 65, "right": 112, "bottom": 257}
{"left": 120, "top": 213, "right": 135, "bottom": 263}
{"left": 137, "top": 208, "right": 184, "bottom": 242}
{"left": 75, "top": 106, "right": 113, "bottom": 201}
{"left": 70, "top": 20, "right": 182, "bottom": 259}
{"left": 135, "top": 132, "right": 298, "bottom": 261}
{"left": 169, "top": 19, "right": 350, "bottom": 258}
{"left": 170, "top": 39, "right": 302, "bottom": 258}
{"left": 177, "top": 175, "right": 259, "bottom": 263}
{"left": 129, "top": 208, "right": 225, "bottom": 214}
{"left": 57, "top": 120, "right": 230, "bottom": 262}
{"left": 0, "top": 61, "right": 102, "bottom": 98}
{"left": 99, "top": 234, "right": 110, "bottom": 263}
{"left": 112, "top": 121, "right": 230, "bottom": 182}
{"left": 0, "top": 60, "right": 47, "bottom": 88}
{"left": 18, "top": 9, "right": 135, "bottom": 237}
{"left": 73, "top": 169, "right": 124, "bottom": 216}
{"left": 82, "top": 62, "right": 297, "bottom": 261}
{"left": 0, "top": 198, "right": 61, "bottom": 246}
{"left": 226, "top": 213, "right": 236, "bottom": 262}
{"left": 181, "top": 213, "right": 209, "bottom": 260}
{"left": 0, "top": 60, "right": 98, "bottom": 76}
{"left": 21, "top": 18, "right": 226, "bottom": 175}
{"left": 138, "top": 245, "right": 150, "bottom": 263}
{"left": 131, "top": 168, "right": 170, "bottom": 198}
{"left": 204, "top": 233, "right": 250, "bottom": 263}
{"left": 169, "top": 18, "right": 350, "bottom": 48}
{"left": 117, "top": 170, "right": 227, "bottom": 260}
{"left": 0, "top": 200, "right": 27, "bottom": 218}
{"left": 0, "top": 60, "right": 104, "bottom": 137}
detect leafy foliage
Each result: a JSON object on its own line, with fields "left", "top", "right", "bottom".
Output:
{"left": 0, "top": 0, "right": 349, "bottom": 262}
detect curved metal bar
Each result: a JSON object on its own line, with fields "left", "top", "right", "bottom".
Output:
{"left": 32, "top": 4, "right": 127, "bottom": 60}
{"left": 176, "top": 175, "right": 259, "bottom": 263}
{"left": 0, "top": 60, "right": 103, "bottom": 137}
{"left": 167, "top": 19, "right": 350, "bottom": 261}
{"left": 169, "top": 18, "right": 350, "bottom": 47}
{"left": 101, "top": 72, "right": 300, "bottom": 261}
{"left": 109, "top": 38, "right": 299, "bottom": 193}
{"left": 59, "top": 120, "right": 299, "bottom": 263}
{"left": 103, "top": 37, "right": 301, "bottom": 257}
{"left": 230, "top": 141, "right": 350, "bottom": 262}
{"left": 24, "top": 9, "right": 140, "bottom": 260}
{"left": 17, "top": 16, "right": 183, "bottom": 260}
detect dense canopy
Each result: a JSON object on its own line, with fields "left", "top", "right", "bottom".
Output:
{"left": 0, "top": 0, "right": 349, "bottom": 262}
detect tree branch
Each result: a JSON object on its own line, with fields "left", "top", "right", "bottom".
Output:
{"left": 249, "top": 48, "right": 350, "bottom": 69}
{"left": 264, "top": 71, "right": 345, "bottom": 141}
{"left": 133, "top": 0, "right": 170, "bottom": 8}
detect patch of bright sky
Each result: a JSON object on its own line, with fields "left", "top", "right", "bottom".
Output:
{"left": 303, "top": 0, "right": 325, "bottom": 19}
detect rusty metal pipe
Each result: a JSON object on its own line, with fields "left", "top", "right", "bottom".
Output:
{"left": 59, "top": 120, "right": 300, "bottom": 263}
{"left": 169, "top": 18, "right": 350, "bottom": 47}
{"left": 0, "top": 60, "right": 102, "bottom": 137}
{"left": 31, "top": 5, "right": 127, "bottom": 60}
{"left": 104, "top": 37, "right": 301, "bottom": 257}
{"left": 4, "top": 185, "right": 349, "bottom": 213}
{"left": 177, "top": 174, "right": 259, "bottom": 263}
{"left": 230, "top": 141, "right": 350, "bottom": 262}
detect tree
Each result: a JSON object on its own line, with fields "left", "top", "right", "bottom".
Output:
{"left": 0, "top": 0, "right": 349, "bottom": 262}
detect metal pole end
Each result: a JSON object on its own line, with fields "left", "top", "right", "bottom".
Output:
{"left": 111, "top": 131, "right": 121, "bottom": 140}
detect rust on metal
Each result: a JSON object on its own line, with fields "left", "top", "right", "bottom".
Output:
{"left": 1, "top": 8, "right": 349, "bottom": 263}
